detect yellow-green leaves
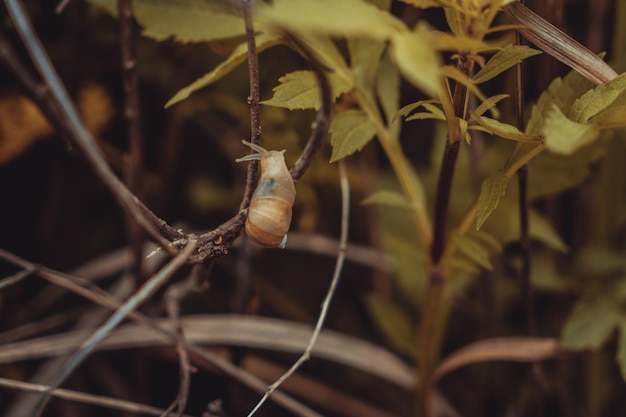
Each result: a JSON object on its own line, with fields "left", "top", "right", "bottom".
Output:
{"left": 390, "top": 22, "right": 441, "bottom": 97}
{"left": 452, "top": 232, "right": 502, "bottom": 271}
{"left": 560, "top": 248, "right": 626, "bottom": 380}
{"left": 261, "top": 71, "right": 353, "bottom": 110}
{"left": 477, "top": 117, "right": 542, "bottom": 142}
{"left": 362, "top": 190, "right": 412, "bottom": 209}
{"left": 256, "top": 0, "right": 404, "bottom": 40}
{"left": 329, "top": 110, "right": 378, "bottom": 162}
{"left": 524, "top": 71, "right": 626, "bottom": 155}
{"left": 89, "top": 0, "right": 245, "bottom": 42}
{"left": 396, "top": 99, "right": 446, "bottom": 122}
{"left": 476, "top": 169, "right": 508, "bottom": 230}
{"left": 543, "top": 105, "right": 600, "bottom": 155}
{"left": 472, "top": 46, "right": 542, "bottom": 84}
{"left": 166, "top": 33, "right": 282, "bottom": 107}
{"left": 569, "top": 72, "right": 626, "bottom": 127}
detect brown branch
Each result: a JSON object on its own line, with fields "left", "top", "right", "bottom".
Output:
{"left": 33, "top": 240, "right": 198, "bottom": 417}
{"left": 0, "top": 248, "right": 319, "bottom": 416}
{"left": 118, "top": 0, "right": 146, "bottom": 282}
{"left": 430, "top": 57, "right": 471, "bottom": 265}
{"left": 0, "top": 377, "right": 198, "bottom": 417}
{"left": 513, "top": 2, "right": 535, "bottom": 336}
{"left": 164, "top": 262, "right": 213, "bottom": 417}
{"left": 239, "top": 0, "right": 262, "bottom": 212}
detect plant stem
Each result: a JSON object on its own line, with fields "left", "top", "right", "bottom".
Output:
{"left": 118, "top": 0, "right": 145, "bottom": 283}
{"left": 415, "top": 266, "right": 446, "bottom": 416}
{"left": 240, "top": 0, "right": 262, "bottom": 212}
{"left": 514, "top": 6, "right": 536, "bottom": 336}
{"left": 416, "top": 57, "right": 471, "bottom": 417}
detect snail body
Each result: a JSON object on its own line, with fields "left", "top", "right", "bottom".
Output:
{"left": 236, "top": 140, "right": 295, "bottom": 248}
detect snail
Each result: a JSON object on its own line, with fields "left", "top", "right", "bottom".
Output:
{"left": 236, "top": 140, "right": 295, "bottom": 248}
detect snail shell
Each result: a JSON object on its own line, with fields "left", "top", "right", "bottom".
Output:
{"left": 236, "top": 140, "right": 295, "bottom": 248}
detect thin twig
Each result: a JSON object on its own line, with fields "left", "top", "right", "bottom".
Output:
{"left": 118, "top": 0, "right": 146, "bottom": 283}
{"left": 164, "top": 262, "right": 213, "bottom": 417}
{"left": 33, "top": 240, "right": 198, "bottom": 417}
{"left": 0, "top": 266, "right": 35, "bottom": 289}
{"left": 239, "top": 0, "right": 262, "bottom": 212}
{"left": 0, "top": 248, "right": 320, "bottom": 417}
{"left": 245, "top": 159, "right": 350, "bottom": 417}
{"left": 54, "top": 0, "right": 71, "bottom": 14}
{"left": 0, "top": 377, "right": 197, "bottom": 417}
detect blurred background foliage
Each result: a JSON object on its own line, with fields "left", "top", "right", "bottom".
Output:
{"left": 0, "top": 1, "right": 625, "bottom": 417}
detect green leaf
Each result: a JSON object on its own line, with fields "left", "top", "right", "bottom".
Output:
{"left": 472, "top": 45, "right": 542, "bottom": 84}
{"left": 89, "top": 0, "right": 245, "bottom": 42}
{"left": 165, "top": 32, "right": 281, "bottom": 107}
{"left": 390, "top": 22, "right": 441, "bottom": 97}
{"left": 569, "top": 72, "right": 626, "bottom": 123}
{"left": 443, "top": 6, "right": 461, "bottom": 35}
{"left": 261, "top": 70, "right": 353, "bottom": 110}
{"left": 476, "top": 169, "right": 508, "bottom": 230}
{"left": 405, "top": 103, "right": 445, "bottom": 122}
{"left": 588, "top": 90, "right": 626, "bottom": 128}
{"left": 329, "top": 110, "right": 378, "bottom": 162}
{"left": 394, "top": 99, "right": 441, "bottom": 122}
{"left": 528, "top": 139, "right": 606, "bottom": 200}
{"left": 526, "top": 70, "right": 594, "bottom": 135}
{"left": 406, "top": 112, "right": 446, "bottom": 122}
{"left": 528, "top": 210, "right": 568, "bottom": 252}
{"left": 432, "top": 31, "right": 502, "bottom": 54}
{"left": 440, "top": 65, "right": 486, "bottom": 102}
{"left": 561, "top": 292, "right": 621, "bottom": 350}
{"left": 453, "top": 234, "right": 499, "bottom": 271}
{"left": 376, "top": 51, "right": 402, "bottom": 139}
{"left": 365, "top": 295, "right": 416, "bottom": 357}
{"left": 349, "top": 38, "right": 387, "bottom": 89}
{"left": 472, "top": 93, "right": 509, "bottom": 119}
{"left": 480, "top": 196, "right": 567, "bottom": 252}
{"left": 543, "top": 104, "right": 601, "bottom": 155}
{"left": 361, "top": 190, "right": 412, "bottom": 209}
{"left": 478, "top": 116, "right": 542, "bottom": 142}
{"left": 295, "top": 34, "right": 350, "bottom": 75}
{"left": 257, "top": 0, "right": 404, "bottom": 40}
